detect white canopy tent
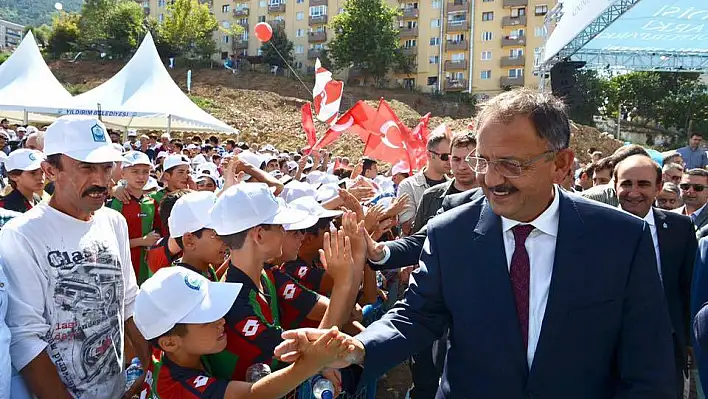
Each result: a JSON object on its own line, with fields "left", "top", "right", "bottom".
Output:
{"left": 0, "top": 31, "right": 73, "bottom": 124}
{"left": 63, "top": 33, "right": 237, "bottom": 134}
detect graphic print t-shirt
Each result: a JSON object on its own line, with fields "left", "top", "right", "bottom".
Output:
{"left": 0, "top": 204, "right": 138, "bottom": 398}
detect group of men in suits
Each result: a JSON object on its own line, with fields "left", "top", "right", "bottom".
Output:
{"left": 274, "top": 87, "right": 696, "bottom": 398}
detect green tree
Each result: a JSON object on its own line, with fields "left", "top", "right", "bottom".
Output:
{"left": 77, "top": 0, "right": 116, "bottom": 48}
{"left": 24, "top": 25, "right": 53, "bottom": 47}
{"left": 566, "top": 69, "right": 609, "bottom": 126}
{"left": 105, "top": 1, "right": 146, "bottom": 58}
{"left": 328, "top": 0, "right": 401, "bottom": 86}
{"left": 0, "top": 0, "right": 83, "bottom": 26}
{"left": 260, "top": 26, "right": 293, "bottom": 69}
{"left": 47, "top": 12, "right": 81, "bottom": 58}
{"left": 159, "top": 0, "right": 219, "bottom": 60}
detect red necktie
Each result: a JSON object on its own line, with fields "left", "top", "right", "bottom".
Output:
{"left": 510, "top": 224, "right": 535, "bottom": 349}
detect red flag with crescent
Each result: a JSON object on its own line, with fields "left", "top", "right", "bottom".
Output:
{"left": 301, "top": 102, "right": 317, "bottom": 154}
{"left": 313, "top": 59, "right": 344, "bottom": 125}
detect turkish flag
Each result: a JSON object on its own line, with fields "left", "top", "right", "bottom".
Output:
{"left": 409, "top": 113, "right": 431, "bottom": 171}
{"left": 312, "top": 101, "right": 378, "bottom": 150}
{"left": 363, "top": 99, "right": 413, "bottom": 165}
{"left": 301, "top": 102, "right": 317, "bottom": 154}
{"left": 313, "top": 59, "right": 344, "bottom": 125}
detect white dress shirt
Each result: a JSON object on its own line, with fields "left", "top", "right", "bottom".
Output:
{"left": 642, "top": 210, "right": 663, "bottom": 284}
{"left": 501, "top": 186, "right": 560, "bottom": 368}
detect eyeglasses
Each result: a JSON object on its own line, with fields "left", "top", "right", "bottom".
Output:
{"left": 429, "top": 150, "right": 450, "bottom": 162}
{"left": 465, "top": 150, "right": 555, "bottom": 178}
{"left": 680, "top": 183, "right": 705, "bottom": 192}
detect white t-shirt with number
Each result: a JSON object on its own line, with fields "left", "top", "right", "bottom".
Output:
{"left": 0, "top": 203, "right": 138, "bottom": 398}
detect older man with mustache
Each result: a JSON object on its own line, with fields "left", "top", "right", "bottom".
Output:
{"left": 0, "top": 116, "right": 149, "bottom": 399}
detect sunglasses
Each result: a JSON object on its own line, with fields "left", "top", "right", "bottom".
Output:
{"left": 680, "top": 183, "right": 705, "bottom": 192}
{"left": 429, "top": 150, "right": 450, "bottom": 161}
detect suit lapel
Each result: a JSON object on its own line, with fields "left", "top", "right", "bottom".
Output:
{"left": 654, "top": 208, "right": 671, "bottom": 290}
{"left": 695, "top": 207, "right": 708, "bottom": 230}
{"left": 473, "top": 200, "right": 529, "bottom": 376}
{"left": 528, "top": 191, "right": 586, "bottom": 384}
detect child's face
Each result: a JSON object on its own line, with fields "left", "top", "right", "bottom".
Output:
{"left": 182, "top": 319, "right": 228, "bottom": 355}
{"left": 122, "top": 165, "right": 151, "bottom": 191}
{"left": 281, "top": 230, "right": 305, "bottom": 262}
{"left": 191, "top": 229, "right": 228, "bottom": 266}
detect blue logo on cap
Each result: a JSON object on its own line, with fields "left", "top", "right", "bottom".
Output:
{"left": 91, "top": 124, "right": 106, "bottom": 142}
{"left": 184, "top": 275, "right": 203, "bottom": 291}
{"left": 133, "top": 152, "right": 140, "bottom": 160}
{"left": 28, "top": 153, "right": 37, "bottom": 161}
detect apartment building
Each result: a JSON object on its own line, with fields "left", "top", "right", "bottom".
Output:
{"left": 0, "top": 19, "right": 24, "bottom": 50}
{"left": 144, "top": 0, "right": 554, "bottom": 95}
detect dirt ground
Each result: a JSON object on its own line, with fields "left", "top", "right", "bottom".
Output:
{"left": 376, "top": 362, "right": 413, "bottom": 399}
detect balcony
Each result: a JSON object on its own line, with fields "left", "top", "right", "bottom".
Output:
{"left": 501, "top": 35, "right": 525, "bottom": 46}
{"left": 268, "top": 20, "right": 285, "bottom": 30}
{"left": 402, "top": 46, "right": 417, "bottom": 56}
{"left": 310, "top": 0, "right": 328, "bottom": 6}
{"left": 268, "top": 3, "right": 286, "bottom": 14}
{"left": 308, "top": 30, "right": 327, "bottom": 43}
{"left": 444, "top": 59, "right": 467, "bottom": 70}
{"left": 308, "top": 49, "right": 322, "bottom": 59}
{"left": 447, "top": 0, "right": 468, "bottom": 13}
{"left": 399, "top": 27, "right": 419, "bottom": 37}
{"left": 233, "top": 8, "right": 249, "bottom": 17}
{"left": 502, "top": 15, "right": 527, "bottom": 27}
{"left": 398, "top": 8, "right": 419, "bottom": 19}
{"left": 446, "top": 20, "right": 468, "bottom": 32}
{"left": 232, "top": 40, "right": 248, "bottom": 50}
{"left": 500, "top": 55, "right": 525, "bottom": 67}
{"left": 309, "top": 15, "right": 328, "bottom": 25}
{"left": 235, "top": 19, "right": 249, "bottom": 29}
{"left": 445, "top": 79, "right": 467, "bottom": 91}
{"left": 503, "top": 0, "right": 528, "bottom": 6}
{"left": 500, "top": 76, "right": 525, "bottom": 87}
{"left": 446, "top": 39, "right": 467, "bottom": 51}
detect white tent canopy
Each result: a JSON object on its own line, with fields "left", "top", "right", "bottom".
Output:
{"left": 63, "top": 33, "right": 237, "bottom": 134}
{"left": 0, "top": 31, "right": 73, "bottom": 124}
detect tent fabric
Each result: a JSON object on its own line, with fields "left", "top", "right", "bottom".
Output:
{"left": 0, "top": 31, "right": 73, "bottom": 123}
{"left": 63, "top": 33, "right": 237, "bottom": 134}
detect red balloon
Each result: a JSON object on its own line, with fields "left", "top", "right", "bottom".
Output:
{"left": 254, "top": 22, "right": 273, "bottom": 42}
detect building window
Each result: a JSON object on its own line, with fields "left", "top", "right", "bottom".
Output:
{"left": 222, "top": 21, "right": 231, "bottom": 28}
{"left": 309, "top": 5, "right": 327, "bottom": 16}
{"left": 534, "top": 26, "right": 547, "bottom": 37}
{"left": 482, "top": 12, "right": 493, "bottom": 21}
{"left": 432, "top": 0, "right": 441, "bottom": 8}
{"left": 430, "top": 37, "right": 440, "bottom": 46}
{"left": 296, "top": 12, "right": 304, "bottom": 20}
{"left": 427, "top": 76, "right": 438, "bottom": 86}
{"left": 480, "top": 70, "right": 491, "bottom": 79}
{"left": 222, "top": 4, "right": 230, "bottom": 13}
{"left": 258, "top": 15, "right": 266, "bottom": 22}
{"left": 533, "top": 47, "right": 542, "bottom": 67}
{"left": 482, "top": 0, "right": 493, "bottom": 2}
{"left": 223, "top": 36, "right": 230, "bottom": 43}
{"left": 296, "top": 29, "right": 304, "bottom": 37}
{"left": 508, "top": 68, "right": 523, "bottom": 78}
{"left": 481, "top": 51, "right": 492, "bottom": 61}
{"left": 535, "top": 5, "right": 548, "bottom": 15}
{"left": 451, "top": 53, "right": 465, "bottom": 61}
{"left": 429, "top": 56, "right": 440, "bottom": 64}
{"left": 510, "top": 28, "right": 525, "bottom": 38}
{"left": 339, "top": 7, "right": 344, "bottom": 13}
{"left": 158, "top": 0, "right": 166, "bottom": 6}
{"left": 404, "top": 39, "right": 417, "bottom": 47}
{"left": 510, "top": 48, "right": 524, "bottom": 58}
{"left": 295, "top": 45, "right": 304, "bottom": 54}
{"left": 260, "top": 0, "right": 267, "bottom": 7}
{"left": 481, "top": 31, "right": 493, "bottom": 41}
{"left": 297, "top": 0, "right": 304, "bottom": 3}
{"left": 431, "top": 19, "right": 440, "bottom": 28}
{"left": 511, "top": 7, "right": 526, "bottom": 17}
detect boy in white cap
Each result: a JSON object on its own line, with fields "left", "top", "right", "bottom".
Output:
{"left": 168, "top": 191, "right": 227, "bottom": 281}
{"left": 108, "top": 151, "right": 164, "bottom": 284}
{"left": 204, "top": 183, "right": 363, "bottom": 383}
{"left": 151, "top": 154, "right": 192, "bottom": 205}
{"left": 0, "top": 116, "right": 148, "bottom": 398}
{"left": 136, "top": 267, "right": 353, "bottom": 399}
{"left": 0, "top": 149, "right": 44, "bottom": 213}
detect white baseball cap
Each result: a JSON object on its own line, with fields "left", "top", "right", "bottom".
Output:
{"left": 44, "top": 116, "right": 124, "bottom": 163}
{"left": 391, "top": 160, "right": 410, "bottom": 176}
{"left": 197, "top": 162, "right": 220, "bottom": 177}
{"left": 164, "top": 154, "right": 190, "bottom": 172}
{"left": 210, "top": 183, "right": 309, "bottom": 235}
{"left": 134, "top": 266, "right": 242, "bottom": 340}
{"left": 289, "top": 196, "right": 343, "bottom": 222}
{"left": 315, "top": 183, "right": 341, "bottom": 203}
{"left": 169, "top": 191, "right": 219, "bottom": 238}
{"left": 186, "top": 143, "right": 199, "bottom": 150}
{"left": 194, "top": 172, "right": 217, "bottom": 186}
{"left": 127, "top": 129, "right": 137, "bottom": 137}
{"left": 306, "top": 171, "right": 326, "bottom": 187}
{"left": 287, "top": 161, "right": 298, "bottom": 171}
{"left": 156, "top": 151, "right": 169, "bottom": 160}
{"left": 279, "top": 180, "right": 317, "bottom": 203}
{"left": 5, "top": 149, "right": 44, "bottom": 172}
{"left": 122, "top": 151, "right": 152, "bottom": 168}
{"left": 191, "top": 154, "right": 208, "bottom": 166}
{"left": 143, "top": 177, "right": 159, "bottom": 191}
{"left": 160, "top": 133, "right": 171, "bottom": 140}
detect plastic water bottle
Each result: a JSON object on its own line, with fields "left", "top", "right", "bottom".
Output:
{"left": 311, "top": 374, "right": 335, "bottom": 399}
{"left": 246, "top": 363, "right": 272, "bottom": 383}
{"left": 125, "top": 357, "right": 143, "bottom": 392}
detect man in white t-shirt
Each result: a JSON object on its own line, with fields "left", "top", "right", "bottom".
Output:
{"left": 0, "top": 116, "right": 147, "bottom": 399}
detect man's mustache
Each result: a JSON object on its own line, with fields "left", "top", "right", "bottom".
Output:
{"left": 82, "top": 186, "right": 108, "bottom": 197}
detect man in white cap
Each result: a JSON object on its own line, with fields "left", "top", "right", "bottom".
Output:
{"left": 0, "top": 116, "right": 148, "bottom": 398}
{"left": 124, "top": 129, "right": 138, "bottom": 151}
{"left": 0, "top": 149, "right": 44, "bottom": 213}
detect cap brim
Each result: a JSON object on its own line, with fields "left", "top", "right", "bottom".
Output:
{"left": 65, "top": 145, "right": 125, "bottom": 163}
{"left": 318, "top": 209, "right": 344, "bottom": 219}
{"left": 181, "top": 281, "right": 243, "bottom": 325}
{"left": 13, "top": 160, "right": 43, "bottom": 171}
{"left": 263, "top": 205, "right": 310, "bottom": 226}
{"left": 284, "top": 214, "right": 319, "bottom": 231}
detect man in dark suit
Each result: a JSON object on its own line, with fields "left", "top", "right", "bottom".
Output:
{"left": 275, "top": 88, "right": 676, "bottom": 398}
{"left": 614, "top": 154, "right": 697, "bottom": 398}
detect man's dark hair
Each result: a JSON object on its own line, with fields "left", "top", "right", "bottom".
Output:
{"left": 208, "top": 135, "right": 219, "bottom": 145}
{"left": 593, "top": 157, "right": 614, "bottom": 174}
{"left": 0, "top": 119, "right": 7, "bottom": 124}
{"left": 201, "top": 144, "right": 213, "bottom": 154}
{"left": 192, "top": 135, "right": 202, "bottom": 143}
{"left": 218, "top": 224, "right": 276, "bottom": 250}
{"left": 426, "top": 132, "right": 448, "bottom": 152}
{"left": 691, "top": 132, "right": 704, "bottom": 139}
{"left": 450, "top": 132, "right": 476, "bottom": 150}
{"left": 475, "top": 88, "right": 570, "bottom": 151}
{"left": 611, "top": 144, "right": 648, "bottom": 165}
{"left": 225, "top": 139, "right": 236, "bottom": 147}
{"left": 173, "top": 142, "right": 184, "bottom": 151}
{"left": 361, "top": 157, "right": 377, "bottom": 175}
{"left": 304, "top": 217, "right": 333, "bottom": 236}
{"left": 686, "top": 168, "right": 708, "bottom": 180}
{"left": 46, "top": 154, "right": 63, "bottom": 171}
{"left": 159, "top": 189, "right": 192, "bottom": 234}
{"left": 149, "top": 323, "right": 187, "bottom": 351}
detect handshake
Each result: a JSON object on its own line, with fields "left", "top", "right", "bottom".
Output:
{"left": 275, "top": 327, "right": 366, "bottom": 370}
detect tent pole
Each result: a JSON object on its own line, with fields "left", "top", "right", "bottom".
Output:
{"left": 23, "top": 110, "right": 28, "bottom": 125}
{"left": 167, "top": 115, "right": 172, "bottom": 136}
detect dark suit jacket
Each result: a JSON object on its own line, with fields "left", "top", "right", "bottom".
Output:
{"left": 691, "top": 237, "right": 708, "bottom": 384}
{"left": 412, "top": 180, "right": 456, "bottom": 234}
{"left": 357, "top": 190, "right": 675, "bottom": 398}
{"left": 694, "top": 207, "right": 708, "bottom": 240}
{"left": 652, "top": 208, "right": 696, "bottom": 369}
{"left": 373, "top": 187, "right": 484, "bottom": 270}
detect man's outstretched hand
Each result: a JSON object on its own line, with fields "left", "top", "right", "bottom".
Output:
{"left": 274, "top": 328, "right": 366, "bottom": 369}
